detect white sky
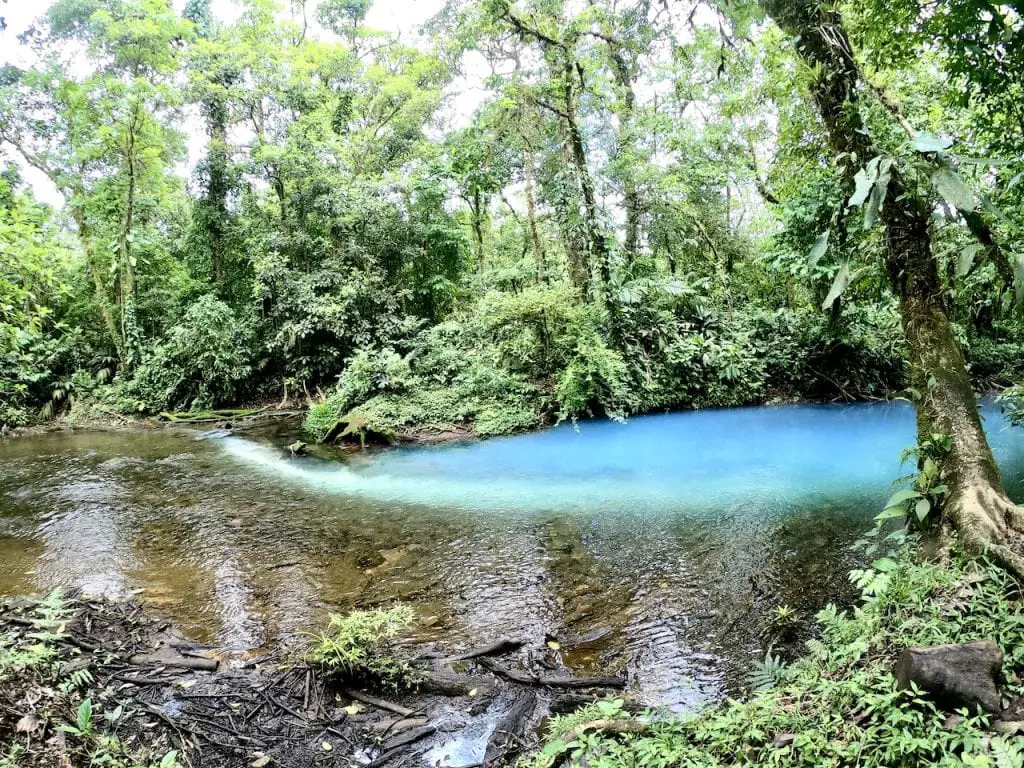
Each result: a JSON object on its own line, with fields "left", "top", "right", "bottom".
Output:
{"left": 0, "top": 0, "right": 456, "bottom": 206}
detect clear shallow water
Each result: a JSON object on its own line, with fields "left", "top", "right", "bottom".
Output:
{"left": 3, "top": 400, "right": 1024, "bottom": 711}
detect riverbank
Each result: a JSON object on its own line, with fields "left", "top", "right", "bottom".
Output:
{"left": 0, "top": 592, "right": 630, "bottom": 768}
{"left": 527, "top": 541, "right": 1024, "bottom": 768}
{"left": 5, "top": 542, "right": 1024, "bottom": 768}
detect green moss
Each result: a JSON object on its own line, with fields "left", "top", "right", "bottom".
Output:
{"left": 526, "top": 545, "right": 1024, "bottom": 768}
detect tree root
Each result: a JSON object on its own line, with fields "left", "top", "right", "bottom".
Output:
{"left": 946, "top": 482, "right": 1024, "bottom": 580}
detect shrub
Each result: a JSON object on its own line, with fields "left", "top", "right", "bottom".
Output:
{"left": 117, "top": 295, "right": 253, "bottom": 413}
{"left": 308, "top": 605, "right": 420, "bottom": 688}
{"left": 555, "top": 336, "right": 635, "bottom": 419}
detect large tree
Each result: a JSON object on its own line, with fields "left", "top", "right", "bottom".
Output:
{"left": 756, "top": 0, "right": 1024, "bottom": 572}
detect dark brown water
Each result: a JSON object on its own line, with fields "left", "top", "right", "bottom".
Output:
{"left": 3, "top": 403, "right": 1022, "bottom": 711}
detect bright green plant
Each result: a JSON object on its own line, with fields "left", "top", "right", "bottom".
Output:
{"left": 57, "top": 698, "right": 95, "bottom": 738}
{"left": 876, "top": 433, "right": 953, "bottom": 531}
{"left": 308, "top": 605, "right": 421, "bottom": 688}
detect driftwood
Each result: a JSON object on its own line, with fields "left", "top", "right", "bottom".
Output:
{"left": 372, "top": 717, "right": 429, "bottom": 735}
{"left": 344, "top": 687, "right": 415, "bottom": 717}
{"left": 483, "top": 689, "right": 538, "bottom": 766}
{"left": 448, "top": 638, "right": 525, "bottom": 662}
{"left": 128, "top": 654, "right": 219, "bottom": 672}
{"left": 477, "top": 658, "right": 625, "bottom": 689}
{"left": 381, "top": 724, "right": 436, "bottom": 751}
{"left": 418, "top": 666, "right": 494, "bottom": 697}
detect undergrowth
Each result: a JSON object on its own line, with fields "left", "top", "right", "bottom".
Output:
{"left": 526, "top": 544, "right": 1024, "bottom": 768}
{"left": 0, "top": 590, "right": 179, "bottom": 768}
{"left": 307, "top": 604, "right": 422, "bottom": 689}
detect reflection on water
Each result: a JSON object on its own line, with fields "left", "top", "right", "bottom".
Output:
{"left": 2, "top": 401, "right": 1024, "bottom": 711}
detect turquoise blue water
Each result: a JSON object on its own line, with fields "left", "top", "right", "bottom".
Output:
{"left": 220, "top": 399, "right": 1024, "bottom": 515}
{"left": 5, "top": 399, "right": 1024, "bottom": 711}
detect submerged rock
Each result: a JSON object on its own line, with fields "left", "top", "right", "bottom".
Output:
{"left": 894, "top": 640, "right": 1002, "bottom": 713}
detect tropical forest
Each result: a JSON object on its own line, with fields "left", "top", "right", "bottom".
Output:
{"left": 3, "top": 0, "right": 1024, "bottom": 766}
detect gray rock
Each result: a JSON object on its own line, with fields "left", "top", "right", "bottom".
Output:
{"left": 894, "top": 640, "right": 1002, "bottom": 713}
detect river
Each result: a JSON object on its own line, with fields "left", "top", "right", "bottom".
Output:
{"left": 3, "top": 400, "right": 1024, "bottom": 711}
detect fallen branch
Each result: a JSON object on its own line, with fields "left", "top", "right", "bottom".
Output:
{"left": 381, "top": 724, "right": 435, "bottom": 751}
{"left": 483, "top": 689, "right": 538, "bottom": 765}
{"left": 418, "top": 667, "right": 493, "bottom": 697}
{"left": 477, "top": 658, "right": 625, "bottom": 689}
{"left": 447, "top": 638, "right": 525, "bottom": 662}
{"left": 129, "top": 654, "right": 218, "bottom": 672}
{"left": 343, "top": 688, "right": 414, "bottom": 717}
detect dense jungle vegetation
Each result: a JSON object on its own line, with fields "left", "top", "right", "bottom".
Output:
{"left": 8, "top": 3, "right": 1024, "bottom": 767}
{"left": 2, "top": 0, "right": 1022, "bottom": 443}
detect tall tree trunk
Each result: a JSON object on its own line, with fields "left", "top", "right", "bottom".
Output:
{"left": 206, "top": 93, "right": 230, "bottom": 285}
{"left": 607, "top": 45, "right": 640, "bottom": 265}
{"left": 120, "top": 112, "right": 140, "bottom": 373}
{"left": 495, "top": 3, "right": 612, "bottom": 305}
{"left": 760, "top": 0, "right": 1024, "bottom": 571}
{"left": 522, "top": 144, "right": 545, "bottom": 282}
{"left": 560, "top": 58, "right": 613, "bottom": 310}
{"left": 71, "top": 207, "right": 125, "bottom": 365}
{"left": 471, "top": 188, "right": 486, "bottom": 271}
{"left": 555, "top": 120, "right": 590, "bottom": 294}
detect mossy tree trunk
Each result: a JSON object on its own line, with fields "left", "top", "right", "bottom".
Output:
{"left": 760, "top": 0, "right": 1024, "bottom": 572}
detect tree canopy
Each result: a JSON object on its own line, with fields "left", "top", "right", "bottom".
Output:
{"left": 0, "top": 0, "right": 1021, "bottom": 454}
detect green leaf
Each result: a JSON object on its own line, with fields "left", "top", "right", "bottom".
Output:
{"left": 864, "top": 170, "right": 889, "bottom": 229}
{"left": 806, "top": 230, "right": 830, "bottom": 269}
{"left": 910, "top": 132, "right": 953, "bottom": 153}
{"left": 922, "top": 457, "right": 938, "bottom": 480}
{"left": 957, "top": 244, "right": 985, "bottom": 277}
{"left": 160, "top": 753, "right": 179, "bottom": 768}
{"left": 914, "top": 498, "right": 932, "bottom": 522}
{"left": 932, "top": 168, "right": 975, "bottom": 211}
{"left": 821, "top": 263, "right": 852, "bottom": 310}
{"left": 542, "top": 740, "right": 568, "bottom": 758}
{"left": 885, "top": 488, "right": 923, "bottom": 507}
{"left": 875, "top": 506, "right": 907, "bottom": 521}
{"left": 76, "top": 698, "right": 92, "bottom": 733}
{"left": 872, "top": 557, "right": 899, "bottom": 573}
{"left": 849, "top": 165, "right": 875, "bottom": 207}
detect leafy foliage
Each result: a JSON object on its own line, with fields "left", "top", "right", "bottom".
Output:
{"left": 115, "top": 295, "right": 252, "bottom": 412}
{"left": 0, "top": 0, "right": 1019, "bottom": 442}
{"left": 527, "top": 543, "right": 1024, "bottom": 768}
{"left": 308, "top": 605, "right": 421, "bottom": 689}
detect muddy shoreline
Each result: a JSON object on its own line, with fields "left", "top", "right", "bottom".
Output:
{"left": 0, "top": 592, "right": 641, "bottom": 768}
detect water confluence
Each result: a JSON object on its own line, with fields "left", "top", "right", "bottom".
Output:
{"left": 3, "top": 400, "right": 1023, "bottom": 711}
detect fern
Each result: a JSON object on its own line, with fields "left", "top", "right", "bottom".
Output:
{"left": 804, "top": 638, "right": 830, "bottom": 662}
{"left": 34, "top": 588, "right": 69, "bottom": 628}
{"left": 992, "top": 737, "right": 1024, "bottom": 768}
{"left": 61, "top": 666, "right": 93, "bottom": 692}
{"left": 748, "top": 653, "right": 787, "bottom": 692}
